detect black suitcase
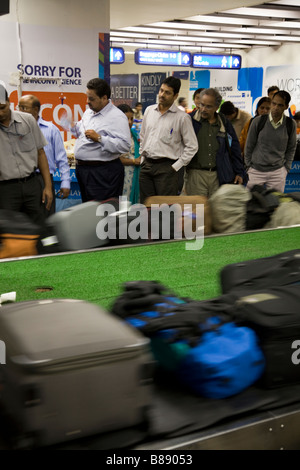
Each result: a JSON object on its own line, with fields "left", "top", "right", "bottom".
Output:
{"left": 220, "top": 249, "right": 300, "bottom": 294}
{"left": 231, "top": 284, "right": 300, "bottom": 388}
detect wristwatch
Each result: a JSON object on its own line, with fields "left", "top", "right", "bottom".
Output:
{"left": 97, "top": 134, "right": 101, "bottom": 142}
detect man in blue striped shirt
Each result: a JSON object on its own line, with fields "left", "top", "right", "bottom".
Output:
{"left": 18, "top": 95, "right": 71, "bottom": 215}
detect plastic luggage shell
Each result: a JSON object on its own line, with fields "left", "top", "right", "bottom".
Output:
{"left": 0, "top": 299, "right": 153, "bottom": 448}
{"left": 46, "top": 201, "right": 111, "bottom": 251}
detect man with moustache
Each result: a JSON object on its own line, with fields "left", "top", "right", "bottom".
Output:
{"left": 72, "top": 78, "right": 131, "bottom": 202}
{"left": 245, "top": 90, "right": 296, "bottom": 193}
{"left": 0, "top": 85, "right": 53, "bottom": 226}
{"left": 138, "top": 76, "right": 198, "bottom": 203}
{"left": 185, "top": 87, "right": 245, "bottom": 198}
{"left": 18, "top": 94, "right": 70, "bottom": 216}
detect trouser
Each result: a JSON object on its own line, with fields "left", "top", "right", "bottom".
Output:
{"left": 37, "top": 173, "right": 55, "bottom": 216}
{"left": 185, "top": 168, "right": 219, "bottom": 198}
{"left": 75, "top": 158, "right": 124, "bottom": 203}
{"left": 246, "top": 167, "right": 287, "bottom": 193}
{"left": 139, "top": 157, "right": 181, "bottom": 204}
{"left": 0, "top": 173, "right": 45, "bottom": 227}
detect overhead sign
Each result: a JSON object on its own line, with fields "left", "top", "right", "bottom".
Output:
{"left": 135, "top": 49, "right": 192, "bottom": 67}
{"left": 192, "top": 54, "right": 242, "bottom": 69}
{"left": 110, "top": 47, "right": 125, "bottom": 64}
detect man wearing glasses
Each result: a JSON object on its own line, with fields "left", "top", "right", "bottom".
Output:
{"left": 18, "top": 94, "right": 70, "bottom": 216}
{"left": 185, "top": 88, "right": 245, "bottom": 198}
{"left": 0, "top": 85, "right": 53, "bottom": 226}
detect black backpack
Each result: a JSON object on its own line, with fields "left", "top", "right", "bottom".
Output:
{"left": 249, "top": 113, "right": 294, "bottom": 138}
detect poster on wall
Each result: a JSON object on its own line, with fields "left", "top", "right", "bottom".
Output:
{"left": 189, "top": 69, "right": 255, "bottom": 114}
{"left": 224, "top": 91, "right": 252, "bottom": 115}
{"left": 110, "top": 74, "right": 139, "bottom": 108}
{"left": 0, "top": 22, "right": 109, "bottom": 141}
{"left": 141, "top": 72, "right": 166, "bottom": 112}
{"left": 265, "top": 65, "right": 300, "bottom": 116}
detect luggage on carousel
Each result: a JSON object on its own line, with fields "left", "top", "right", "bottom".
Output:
{"left": 0, "top": 299, "right": 153, "bottom": 448}
{"left": 46, "top": 199, "right": 119, "bottom": 251}
{"left": 231, "top": 284, "right": 300, "bottom": 388}
{"left": 220, "top": 249, "right": 300, "bottom": 294}
{"left": 0, "top": 210, "right": 41, "bottom": 259}
{"left": 144, "top": 195, "right": 212, "bottom": 238}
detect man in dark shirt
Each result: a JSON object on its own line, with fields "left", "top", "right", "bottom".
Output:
{"left": 185, "top": 88, "right": 245, "bottom": 198}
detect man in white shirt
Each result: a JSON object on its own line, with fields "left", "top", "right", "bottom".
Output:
{"left": 72, "top": 78, "right": 131, "bottom": 202}
{"left": 139, "top": 77, "right": 198, "bottom": 203}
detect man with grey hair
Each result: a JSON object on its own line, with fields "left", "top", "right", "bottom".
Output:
{"left": 18, "top": 94, "right": 71, "bottom": 216}
{"left": 185, "top": 88, "right": 246, "bottom": 198}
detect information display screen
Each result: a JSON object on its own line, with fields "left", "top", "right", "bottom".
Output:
{"left": 135, "top": 49, "right": 192, "bottom": 67}
{"left": 192, "top": 54, "right": 242, "bottom": 69}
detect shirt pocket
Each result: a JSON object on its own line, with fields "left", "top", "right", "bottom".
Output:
{"left": 17, "top": 130, "right": 36, "bottom": 153}
{"left": 160, "top": 128, "right": 177, "bottom": 145}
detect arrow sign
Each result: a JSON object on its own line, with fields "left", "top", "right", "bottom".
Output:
{"left": 110, "top": 48, "right": 125, "bottom": 64}
{"left": 192, "top": 53, "right": 242, "bottom": 69}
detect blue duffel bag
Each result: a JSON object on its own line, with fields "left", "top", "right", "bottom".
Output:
{"left": 111, "top": 281, "right": 265, "bottom": 399}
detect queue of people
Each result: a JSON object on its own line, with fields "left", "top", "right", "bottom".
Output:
{"left": 0, "top": 78, "right": 298, "bottom": 237}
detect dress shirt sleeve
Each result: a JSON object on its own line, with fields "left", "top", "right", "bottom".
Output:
{"left": 100, "top": 114, "right": 131, "bottom": 155}
{"left": 50, "top": 126, "right": 70, "bottom": 189}
{"left": 172, "top": 114, "right": 199, "bottom": 171}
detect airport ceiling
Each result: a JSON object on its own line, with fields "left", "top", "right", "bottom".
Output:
{"left": 110, "top": 0, "right": 300, "bottom": 53}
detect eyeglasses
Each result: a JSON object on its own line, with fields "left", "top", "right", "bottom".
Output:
{"left": 17, "top": 105, "right": 33, "bottom": 111}
{"left": 199, "top": 103, "right": 214, "bottom": 110}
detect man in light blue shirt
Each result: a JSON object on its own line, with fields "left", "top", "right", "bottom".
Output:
{"left": 72, "top": 78, "right": 131, "bottom": 202}
{"left": 18, "top": 95, "right": 71, "bottom": 215}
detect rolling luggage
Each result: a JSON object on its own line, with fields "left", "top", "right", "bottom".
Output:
{"left": 220, "top": 249, "right": 300, "bottom": 294}
{"left": 0, "top": 299, "right": 153, "bottom": 448}
{"left": 231, "top": 284, "right": 300, "bottom": 388}
{"left": 46, "top": 200, "right": 118, "bottom": 251}
{"left": 0, "top": 210, "right": 41, "bottom": 259}
{"left": 144, "top": 195, "right": 212, "bottom": 238}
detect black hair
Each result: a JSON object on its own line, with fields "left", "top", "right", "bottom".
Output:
{"left": 117, "top": 103, "right": 133, "bottom": 114}
{"left": 268, "top": 85, "right": 280, "bottom": 95}
{"left": 86, "top": 78, "right": 111, "bottom": 100}
{"left": 161, "top": 76, "right": 181, "bottom": 95}
{"left": 293, "top": 111, "right": 300, "bottom": 120}
{"left": 193, "top": 88, "right": 204, "bottom": 100}
{"left": 255, "top": 96, "right": 271, "bottom": 115}
{"left": 272, "top": 90, "right": 291, "bottom": 106}
{"left": 219, "top": 101, "right": 236, "bottom": 116}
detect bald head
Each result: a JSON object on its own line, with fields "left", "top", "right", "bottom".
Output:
{"left": 18, "top": 94, "right": 40, "bottom": 120}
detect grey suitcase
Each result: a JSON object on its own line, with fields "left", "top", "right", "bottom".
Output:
{"left": 46, "top": 200, "right": 114, "bottom": 251}
{"left": 0, "top": 298, "right": 153, "bottom": 448}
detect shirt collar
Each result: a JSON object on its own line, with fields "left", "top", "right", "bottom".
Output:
{"left": 269, "top": 112, "right": 284, "bottom": 126}
{"left": 10, "top": 110, "right": 23, "bottom": 124}
{"left": 154, "top": 102, "right": 179, "bottom": 113}
{"left": 38, "top": 116, "right": 50, "bottom": 128}
{"left": 91, "top": 99, "right": 113, "bottom": 117}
